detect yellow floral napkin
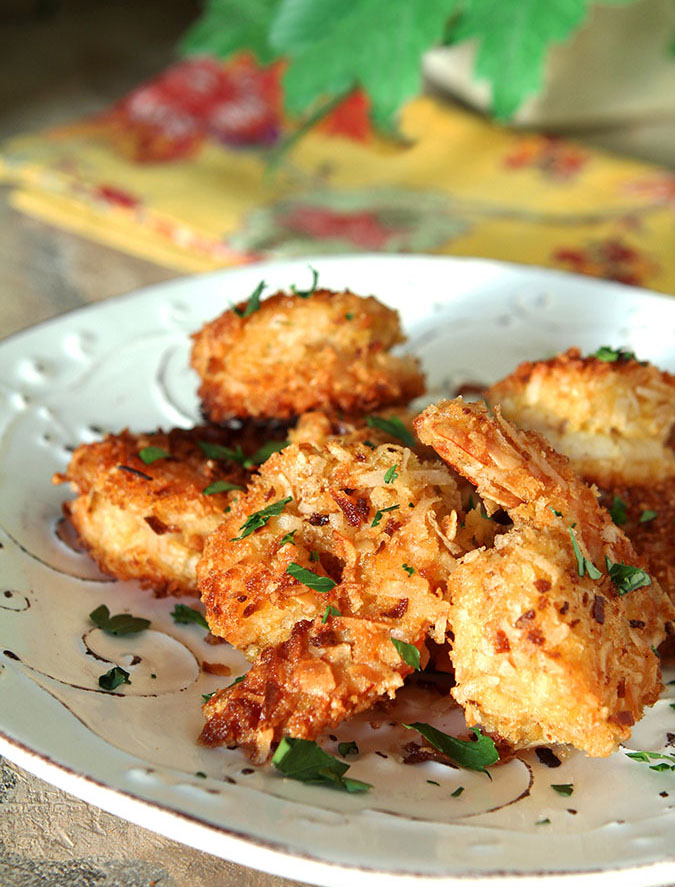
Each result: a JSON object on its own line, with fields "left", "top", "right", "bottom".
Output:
{"left": 1, "top": 56, "right": 673, "bottom": 292}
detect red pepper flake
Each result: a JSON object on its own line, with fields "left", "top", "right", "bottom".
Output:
{"left": 592, "top": 594, "right": 606, "bottom": 625}
{"left": 514, "top": 609, "right": 535, "bottom": 628}
{"left": 202, "top": 661, "right": 231, "bottom": 676}
{"left": 493, "top": 630, "right": 511, "bottom": 653}
{"left": 144, "top": 515, "right": 169, "bottom": 535}
{"left": 534, "top": 579, "right": 551, "bottom": 593}
{"left": 629, "top": 619, "right": 645, "bottom": 629}
{"left": 309, "top": 513, "right": 329, "bottom": 526}
{"left": 382, "top": 598, "right": 408, "bottom": 619}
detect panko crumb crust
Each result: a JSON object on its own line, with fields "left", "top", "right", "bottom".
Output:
{"left": 54, "top": 426, "right": 253, "bottom": 596}
{"left": 190, "top": 288, "right": 425, "bottom": 421}
{"left": 415, "top": 399, "right": 675, "bottom": 758}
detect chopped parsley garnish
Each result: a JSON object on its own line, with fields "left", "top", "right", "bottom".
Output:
{"left": 427, "top": 779, "right": 440, "bottom": 786}
{"left": 227, "top": 674, "right": 247, "bottom": 689}
{"left": 569, "top": 528, "right": 602, "bottom": 579}
{"left": 604, "top": 556, "right": 651, "bottom": 595}
{"left": 322, "top": 604, "right": 341, "bottom": 623}
{"left": 286, "top": 562, "right": 336, "bottom": 593}
{"left": 371, "top": 504, "right": 400, "bottom": 528}
{"left": 202, "top": 480, "right": 243, "bottom": 495}
{"left": 89, "top": 604, "right": 150, "bottom": 636}
{"left": 402, "top": 563, "right": 415, "bottom": 576}
{"left": 384, "top": 465, "right": 399, "bottom": 484}
{"left": 403, "top": 723, "right": 499, "bottom": 773}
{"left": 195, "top": 771, "right": 207, "bottom": 778}
{"left": 363, "top": 440, "right": 376, "bottom": 449}
{"left": 345, "top": 313, "right": 354, "bottom": 320}
{"left": 609, "top": 495, "right": 627, "bottom": 525}
{"left": 198, "top": 440, "right": 246, "bottom": 462}
{"left": 272, "top": 737, "right": 371, "bottom": 793}
{"left": 639, "top": 509, "right": 658, "bottom": 524}
{"left": 98, "top": 666, "right": 131, "bottom": 691}
{"left": 233, "top": 279, "right": 265, "bottom": 317}
{"left": 290, "top": 265, "right": 319, "bottom": 298}
{"left": 279, "top": 530, "right": 298, "bottom": 547}
{"left": 593, "top": 346, "right": 637, "bottom": 363}
{"left": 366, "top": 415, "right": 415, "bottom": 448}
{"left": 244, "top": 439, "right": 289, "bottom": 467}
{"left": 536, "top": 818, "right": 551, "bottom": 825}
{"left": 202, "top": 692, "right": 216, "bottom": 702}
{"left": 171, "top": 604, "right": 209, "bottom": 629}
{"left": 626, "top": 750, "right": 675, "bottom": 772}
{"left": 390, "top": 638, "right": 421, "bottom": 671}
{"left": 551, "top": 783, "right": 574, "bottom": 796}
{"left": 232, "top": 497, "right": 293, "bottom": 540}
{"left": 338, "top": 740, "right": 359, "bottom": 757}
{"left": 549, "top": 506, "right": 563, "bottom": 518}
{"left": 451, "top": 786, "right": 464, "bottom": 797}
{"left": 138, "top": 446, "right": 171, "bottom": 465}
{"left": 310, "top": 550, "right": 320, "bottom": 562}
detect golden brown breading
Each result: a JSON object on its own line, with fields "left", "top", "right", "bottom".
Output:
{"left": 53, "top": 426, "right": 253, "bottom": 596}
{"left": 288, "top": 408, "right": 415, "bottom": 448}
{"left": 415, "top": 399, "right": 675, "bottom": 757}
{"left": 200, "top": 615, "right": 416, "bottom": 763}
{"left": 486, "top": 348, "right": 675, "bottom": 487}
{"left": 190, "top": 288, "right": 425, "bottom": 422}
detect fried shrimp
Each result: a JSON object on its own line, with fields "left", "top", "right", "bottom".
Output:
{"left": 486, "top": 348, "right": 675, "bottom": 604}
{"left": 415, "top": 399, "right": 675, "bottom": 758}
{"left": 197, "top": 438, "right": 494, "bottom": 758}
{"left": 190, "top": 288, "right": 425, "bottom": 422}
{"left": 53, "top": 426, "right": 252, "bottom": 596}
{"left": 486, "top": 348, "right": 675, "bottom": 487}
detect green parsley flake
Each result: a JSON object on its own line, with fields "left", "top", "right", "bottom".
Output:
{"left": 384, "top": 465, "right": 399, "bottom": 484}
{"left": 403, "top": 723, "right": 499, "bottom": 772}
{"left": 195, "top": 771, "right": 207, "bottom": 778}
{"left": 427, "top": 779, "right": 440, "bottom": 786}
{"left": 371, "top": 504, "right": 400, "bottom": 528}
{"left": 98, "top": 666, "right": 131, "bottom": 691}
{"left": 604, "top": 556, "right": 651, "bottom": 595}
{"left": 593, "top": 346, "right": 637, "bottom": 363}
{"left": 286, "top": 562, "right": 337, "bottom": 593}
{"left": 138, "top": 446, "right": 170, "bottom": 465}
{"left": 272, "top": 737, "right": 371, "bottom": 793}
{"left": 549, "top": 506, "right": 563, "bottom": 518}
{"left": 322, "top": 604, "right": 341, "bottom": 623}
{"left": 338, "top": 740, "right": 359, "bottom": 757}
{"left": 451, "top": 786, "right": 464, "bottom": 798}
{"left": 202, "top": 480, "right": 243, "bottom": 495}
{"left": 89, "top": 604, "right": 150, "bottom": 636}
{"left": 390, "top": 638, "right": 421, "bottom": 671}
{"left": 244, "top": 439, "right": 289, "bottom": 468}
{"left": 551, "top": 783, "right": 574, "bottom": 797}
{"left": 291, "top": 266, "right": 319, "bottom": 298}
{"left": 363, "top": 440, "right": 376, "bottom": 449}
{"left": 345, "top": 313, "right": 354, "bottom": 320}
{"left": 609, "top": 495, "right": 627, "bottom": 525}
{"left": 366, "top": 415, "right": 415, "bottom": 448}
{"left": 171, "top": 604, "right": 209, "bottom": 629}
{"left": 279, "top": 530, "right": 298, "bottom": 547}
{"left": 198, "top": 440, "right": 246, "bottom": 463}
{"left": 233, "top": 280, "right": 265, "bottom": 318}
{"left": 536, "top": 818, "right": 551, "bottom": 826}
{"left": 202, "top": 692, "right": 216, "bottom": 702}
{"left": 310, "top": 550, "right": 320, "bottom": 562}
{"left": 569, "top": 528, "right": 602, "bottom": 579}
{"left": 639, "top": 509, "right": 658, "bottom": 524}
{"left": 626, "top": 750, "right": 675, "bottom": 772}
{"left": 227, "top": 674, "right": 247, "bottom": 689}
{"left": 402, "top": 563, "right": 415, "bottom": 576}
{"left": 232, "top": 497, "right": 293, "bottom": 540}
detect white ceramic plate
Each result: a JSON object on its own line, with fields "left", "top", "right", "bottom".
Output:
{"left": 0, "top": 255, "right": 674, "bottom": 887}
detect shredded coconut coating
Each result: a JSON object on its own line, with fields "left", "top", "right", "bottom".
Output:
{"left": 415, "top": 399, "right": 675, "bottom": 757}
{"left": 190, "top": 288, "right": 425, "bottom": 421}
{"left": 486, "top": 348, "right": 675, "bottom": 487}
{"left": 53, "top": 427, "right": 253, "bottom": 596}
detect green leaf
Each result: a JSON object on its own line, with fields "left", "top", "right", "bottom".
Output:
{"left": 390, "top": 638, "right": 421, "bottom": 670}
{"left": 569, "top": 527, "right": 602, "bottom": 580}
{"left": 403, "top": 723, "right": 499, "bottom": 772}
{"left": 202, "top": 692, "right": 216, "bottom": 702}
{"left": 198, "top": 440, "right": 246, "bottom": 464}
{"left": 232, "top": 497, "right": 293, "bottom": 540}
{"left": 604, "top": 556, "right": 651, "bottom": 596}
{"left": 171, "top": 604, "right": 209, "bottom": 629}
{"left": 273, "top": 0, "right": 459, "bottom": 127}
{"left": 551, "top": 783, "right": 574, "bottom": 796}
{"left": 233, "top": 280, "right": 266, "bottom": 318}
{"left": 371, "top": 504, "right": 400, "bottom": 528}
{"left": 322, "top": 604, "right": 341, "bottom": 623}
{"left": 609, "top": 495, "right": 627, "bottom": 526}
{"left": 179, "top": 0, "right": 280, "bottom": 64}
{"left": 593, "top": 345, "right": 638, "bottom": 363}
{"left": 279, "top": 530, "right": 298, "bottom": 547}
{"left": 138, "top": 446, "right": 171, "bottom": 465}
{"left": 272, "top": 737, "right": 371, "bottom": 792}
{"left": 98, "top": 666, "right": 131, "bottom": 691}
{"left": 202, "top": 480, "right": 244, "bottom": 495}
{"left": 286, "top": 562, "right": 336, "bottom": 592}
{"left": 290, "top": 265, "right": 319, "bottom": 297}
{"left": 384, "top": 465, "right": 399, "bottom": 484}
{"left": 639, "top": 509, "right": 658, "bottom": 524}
{"left": 89, "top": 604, "right": 150, "bottom": 636}
{"left": 227, "top": 674, "right": 247, "bottom": 688}
{"left": 402, "top": 563, "right": 415, "bottom": 576}
{"left": 447, "top": 0, "right": 589, "bottom": 120}
{"left": 338, "top": 740, "right": 359, "bottom": 757}
{"left": 366, "top": 415, "right": 415, "bottom": 448}
{"left": 451, "top": 785, "right": 464, "bottom": 797}
{"left": 244, "top": 439, "right": 289, "bottom": 467}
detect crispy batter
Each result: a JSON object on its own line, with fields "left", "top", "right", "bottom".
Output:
{"left": 200, "top": 616, "right": 414, "bottom": 763}
{"left": 53, "top": 426, "right": 253, "bottom": 596}
{"left": 415, "top": 399, "right": 675, "bottom": 757}
{"left": 190, "top": 288, "right": 425, "bottom": 421}
{"left": 486, "top": 348, "right": 675, "bottom": 486}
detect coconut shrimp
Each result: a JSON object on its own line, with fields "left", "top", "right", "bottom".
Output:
{"left": 197, "top": 437, "right": 496, "bottom": 760}
{"left": 415, "top": 399, "right": 675, "bottom": 758}
{"left": 190, "top": 288, "right": 425, "bottom": 422}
